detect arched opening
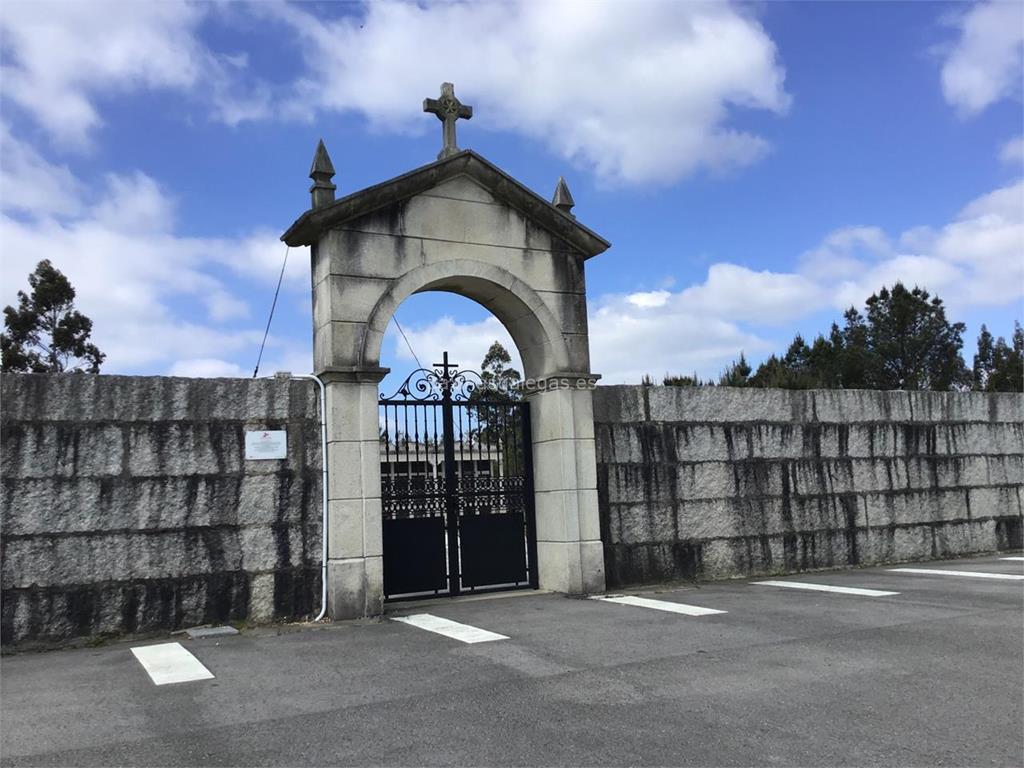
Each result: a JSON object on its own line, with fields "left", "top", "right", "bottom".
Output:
{"left": 373, "top": 284, "right": 548, "bottom": 601}
{"left": 364, "top": 260, "right": 572, "bottom": 382}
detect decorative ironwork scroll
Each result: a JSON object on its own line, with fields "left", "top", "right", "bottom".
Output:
{"left": 379, "top": 351, "right": 483, "bottom": 403}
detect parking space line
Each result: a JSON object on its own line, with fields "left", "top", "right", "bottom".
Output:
{"left": 589, "top": 595, "right": 726, "bottom": 616}
{"left": 752, "top": 580, "right": 899, "bottom": 597}
{"left": 130, "top": 642, "right": 214, "bottom": 686}
{"left": 999, "top": 557, "right": 1024, "bottom": 562}
{"left": 889, "top": 568, "right": 1024, "bottom": 581}
{"left": 391, "top": 614, "right": 509, "bottom": 643}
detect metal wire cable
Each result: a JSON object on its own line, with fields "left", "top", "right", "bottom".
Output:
{"left": 252, "top": 245, "right": 290, "bottom": 378}
{"left": 393, "top": 315, "right": 423, "bottom": 369}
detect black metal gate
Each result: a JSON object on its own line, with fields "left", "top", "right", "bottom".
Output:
{"left": 378, "top": 352, "right": 538, "bottom": 600}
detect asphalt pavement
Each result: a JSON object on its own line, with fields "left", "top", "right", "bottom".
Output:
{"left": 2, "top": 553, "right": 1022, "bottom": 767}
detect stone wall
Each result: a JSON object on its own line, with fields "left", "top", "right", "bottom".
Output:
{"left": 1, "top": 374, "right": 322, "bottom": 645}
{"left": 594, "top": 386, "right": 1023, "bottom": 588}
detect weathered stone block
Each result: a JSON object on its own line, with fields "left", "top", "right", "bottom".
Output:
{"left": 988, "top": 393, "right": 1024, "bottom": 423}
{"left": 960, "top": 423, "right": 1024, "bottom": 455}
{"left": 127, "top": 423, "right": 241, "bottom": 477}
{"left": 321, "top": 228, "right": 426, "bottom": 281}
{"left": 646, "top": 387, "right": 793, "bottom": 424}
{"left": 670, "top": 425, "right": 732, "bottom": 462}
{"left": 1, "top": 423, "right": 124, "bottom": 479}
{"left": 607, "top": 502, "right": 678, "bottom": 545}
{"left": 968, "top": 486, "right": 1023, "bottom": 519}
{"left": 592, "top": 386, "right": 646, "bottom": 424}
{"left": 675, "top": 462, "right": 734, "bottom": 500}
{"left": 248, "top": 573, "right": 276, "bottom": 621}
{"left": 420, "top": 175, "right": 499, "bottom": 205}
{"left": 602, "top": 464, "right": 670, "bottom": 505}
{"left": 675, "top": 499, "right": 742, "bottom": 540}
{"left": 809, "top": 389, "right": 914, "bottom": 423}
{"left": 746, "top": 424, "right": 806, "bottom": 460}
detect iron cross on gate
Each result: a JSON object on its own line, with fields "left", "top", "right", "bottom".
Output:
{"left": 423, "top": 83, "right": 473, "bottom": 160}
{"left": 432, "top": 351, "right": 459, "bottom": 396}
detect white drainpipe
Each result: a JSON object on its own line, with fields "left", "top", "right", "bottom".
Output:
{"left": 275, "top": 371, "right": 329, "bottom": 622}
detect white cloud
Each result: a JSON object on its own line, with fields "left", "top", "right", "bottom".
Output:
{"left": 266, "top": 0, "right": 789, "bottom": 185}
{"left": 0, "top": 149, "right": 308, "bottom": 375}
{"left": 940, "top": 1, "right": 1024, "bottom": 116}
{"left": 588, "top": 292, "right": 772, "bottom": 383}
{"left": 999, "top": 136, "right": 1024, "bottom": 165}
{"left": 829, "top": 255, "right": 966, "bottom": 311}
{"left": 205, "top": 291, "right": 250, "bottom": 322}
{"left": 799, "top": 226, "right": 894, "bottom": 282}
{"left": 0, "top": 125, "right": 85, "bottom": 217}
{"left": 675, "top": 264, "right": 822, "bottom": 324}
{"left": 387, "top": 315, "right": 519, "bottom": 373}
{"left": 168, "top": 358, "right": 248, "bottom": 378}
{"left": 91, "top": 173, "right": 177, "bottom": 233}
{"left": 804, "top": 180, "right": 1024, "bottom": 312}
{"left": 0, "top": 1, "right": 268, "bottom": 148}
{"left": 627, "top": 291, "right": 672, "bottom": 309}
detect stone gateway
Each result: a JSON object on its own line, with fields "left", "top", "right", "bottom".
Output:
{"left": 281, "top": 84, "right": 611, "bottom": 619}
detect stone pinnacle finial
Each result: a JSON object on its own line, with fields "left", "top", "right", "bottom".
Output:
{"left": 423, "top": 82, "right": 473, "bottom": 161}
{"left": 309, "top": 138, "right": 337, "bottom": 209}
{"left": 552, "top": 176, "right": 575, "bottom": 216}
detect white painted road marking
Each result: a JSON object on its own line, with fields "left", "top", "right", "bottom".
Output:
{"left": 391, "top": 614, "right": 509, "bottom": 644}
{"left": 590, "top": 595, "right": 726, "bottom": 616}
{"left": 889, "top": 568, "right": 1024, "bottom": 581}
{"left": 130, "top": 642, "right": 214, "bottom": 686}
{"left": 752, "top": 580, "right": 899, "bottom": 597}
{"left": 999, "top": 557, "right": 1024, "bottom": 562}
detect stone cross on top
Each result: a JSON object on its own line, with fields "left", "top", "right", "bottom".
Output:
{"left": 423, "top": 82, "right": 472, "bottom": 160}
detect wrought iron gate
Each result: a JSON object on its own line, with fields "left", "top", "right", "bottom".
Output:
{"left": 378, "top": 352, "right": 538, "bottom": 600}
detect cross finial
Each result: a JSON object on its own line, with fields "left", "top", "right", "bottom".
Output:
{"left": 433, "top": 351, "right": 459, "bottom": 376}
{"left": 423, "top": 83, "right": 473, "bottom": 160}
{"left": 432, "top": 350, "right": 460, "bottom": 395}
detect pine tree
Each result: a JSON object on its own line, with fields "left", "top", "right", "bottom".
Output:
{"left": 861, "top": 283, "right": 967, "bottom": 390}
{"left": 837, "top": 308, "right": 871, "bottom": 389}
{"left": 973, "top": 325, "right": 996, "bottom": 390}
{"left": 1, "top": 260, "right": 104, "bottom": 373}
{"left": 983, "top": 322, "right": 1023, "bottom": 392}
{"left": 718, "top": 352, "right": 751, "bottom": 387}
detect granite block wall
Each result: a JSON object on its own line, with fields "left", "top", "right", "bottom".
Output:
{"left": 1, "top": 374, "right": 322, "bottom": 645}
{"left": 594, "top": 386, "right": 1024, "bottom": 588}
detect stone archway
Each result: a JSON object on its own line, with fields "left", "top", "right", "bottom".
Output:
{"left": 365, "top": 261, "right": 572, "bottom": 379}
{"left": 283, "top": 144, "right": 610, "bottom": 619}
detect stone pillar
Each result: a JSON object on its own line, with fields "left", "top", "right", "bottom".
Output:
{"left": 527, "top": 380, "right": 605, "bottom": 594}
{"left": 322, "top": 369, "right": 388, "bottom": 619}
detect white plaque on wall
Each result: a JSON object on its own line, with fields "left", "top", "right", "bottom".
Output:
{"left": 245, "top": 430, "right": 287, "bottom": 460}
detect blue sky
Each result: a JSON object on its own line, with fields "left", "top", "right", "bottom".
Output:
{"left": 1, "top": 0, "right": 1021, "bottom": 387}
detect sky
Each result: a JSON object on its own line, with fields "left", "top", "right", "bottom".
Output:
{"left": 1, "top": 0, "right": 1022, "bottom": 391}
